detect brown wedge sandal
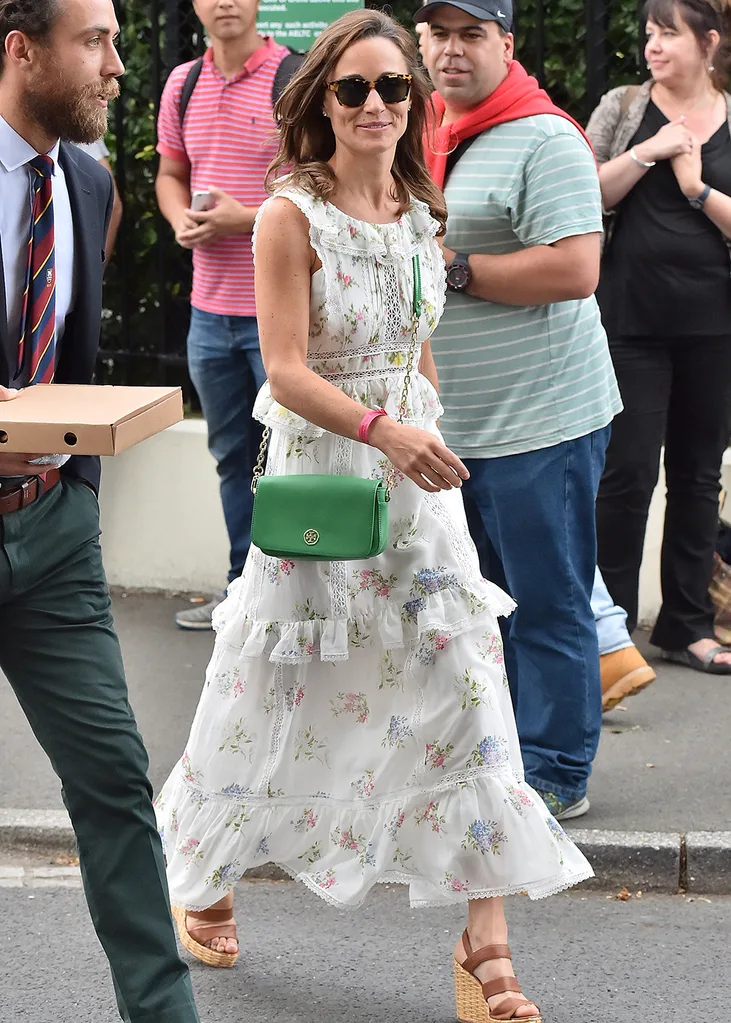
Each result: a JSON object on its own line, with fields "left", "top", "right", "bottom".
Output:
{"left": 171, "top": 905, "right": 239, "bottom": 968}
{"left": 454, "top": 930, "right": 542, "bottom": 1023}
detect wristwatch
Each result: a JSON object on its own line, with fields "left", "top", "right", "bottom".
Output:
{"left": 689, "top": 184, "right": 712, "bottom": 210}
{"left": 446, "top": 252, "right": 471, "bottom": 292}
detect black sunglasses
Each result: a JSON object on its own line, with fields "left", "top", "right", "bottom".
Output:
{"left": 326, "top": 73, "right": 412, "bottom": 108}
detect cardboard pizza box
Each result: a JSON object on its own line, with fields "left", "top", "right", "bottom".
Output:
{"left": 0, "top": 384, "right": 183, "bottom": 456}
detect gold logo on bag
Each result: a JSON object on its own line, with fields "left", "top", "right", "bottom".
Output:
{"left": 303, "top": 529, "right": 319, "bottom": 546}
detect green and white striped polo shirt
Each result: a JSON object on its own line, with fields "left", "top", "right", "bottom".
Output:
{"left": 431, "top": 114, "right": 622, "bottom": 459}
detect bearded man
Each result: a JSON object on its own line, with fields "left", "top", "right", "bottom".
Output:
{"left": 0, "top": 2, "right": 201, "bottom": 1021}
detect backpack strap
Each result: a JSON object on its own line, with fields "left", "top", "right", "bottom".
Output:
{"left": 272, "top": 50, "right": 305, "bottom": 106}
{"left": 178, "top": 49, "right": 304, "bottom": 131}
{"left": 443, "top": 131, "right": 484, "bottom": 187}
{"left": 178, "top": 56, "right": 204, "bottom": 129}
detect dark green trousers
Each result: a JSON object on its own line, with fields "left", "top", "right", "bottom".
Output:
{"left": 0, "top": 478, "right": 200, "bottom": 1023}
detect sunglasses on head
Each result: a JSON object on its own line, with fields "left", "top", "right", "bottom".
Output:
{"left": 326, "top": 73, "right": 412, "bottom": 108}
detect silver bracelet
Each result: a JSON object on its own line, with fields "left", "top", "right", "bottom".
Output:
{"left": 629, "top": 147, "right": 656, "bottom": 169}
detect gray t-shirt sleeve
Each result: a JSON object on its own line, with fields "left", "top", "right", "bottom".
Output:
{"left": 73, "top": 138, "right": 110, "bottom": 161}
{"left": 509, "top": 130, "right": 603, "bottom": 248}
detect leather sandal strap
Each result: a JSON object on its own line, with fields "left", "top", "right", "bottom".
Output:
{"left": 489, "top": 992, "right": 539, "bottom": 1021}
{"left": 187, "top": 908, "right": 234, "bottom": 921}
{"left": 186, "top": 920, "right": 237, "bottom": 938}
{"left": 463, "top": 942, "right": 513, "bottom": 975}
{"left": 482, "top": 977, "right": 522, "bottom": 1000}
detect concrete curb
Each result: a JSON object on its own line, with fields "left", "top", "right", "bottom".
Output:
{"left": 569, "top": 829, "right": 682, "bottom": 893}
{"left": 2, "top": 811, "right": 729, "bottom": 894}
{"left": 0, "top": 810, "right": 77, "bottom": 855}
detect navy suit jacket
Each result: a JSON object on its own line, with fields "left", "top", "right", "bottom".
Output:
{"left": 0, "top": 142, "right": 113, "bottom": 491}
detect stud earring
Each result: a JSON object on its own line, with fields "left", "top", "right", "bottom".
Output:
{"left": 708, "top": 63, "right": 715, "bottom": 72}
{"left": 322, "top": 110, "right": 329, "bottom": 117}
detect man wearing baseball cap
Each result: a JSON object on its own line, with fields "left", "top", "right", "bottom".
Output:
{"left": 419, "top": 0, "right": 623, "bottom": 821}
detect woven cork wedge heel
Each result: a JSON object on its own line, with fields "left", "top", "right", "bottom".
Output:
{"left": 454, "top": 930, "right": 541, "bottom": 1023}
{"left": 172, "top": 905, "right": 239, "bottom": 968}
{"left": 455, "top": 958, "right": 491, "bottom": 1023}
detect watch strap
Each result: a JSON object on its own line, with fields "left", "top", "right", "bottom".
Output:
{"left": 690, "top": 184, "right": 712, "bottom": 209}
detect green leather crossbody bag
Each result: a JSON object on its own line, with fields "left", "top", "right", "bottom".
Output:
{"left": 250, "top": 254, "right": 422, "bottom": 562}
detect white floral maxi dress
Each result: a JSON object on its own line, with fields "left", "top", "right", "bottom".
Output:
{"left": 155, "top": 186, "right": 594, "bottom": 910}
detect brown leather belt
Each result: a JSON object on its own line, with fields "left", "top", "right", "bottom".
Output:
{"left": 0, "top": 469, "right": 61, "bottom": 515}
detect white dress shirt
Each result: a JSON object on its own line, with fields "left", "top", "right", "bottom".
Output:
{"left": 0, "top": 116, "right": 75, "bottom": 477}
{"left": 0, "top": 114, "right": 76, "bottom": 361}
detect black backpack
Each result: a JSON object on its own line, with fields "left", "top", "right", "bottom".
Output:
{"left": 177, "top": 49, "right": 305, "bottom": 128}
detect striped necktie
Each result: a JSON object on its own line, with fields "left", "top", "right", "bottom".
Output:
{"left": 17, "top": 154, "right": 56, "bottom": 384}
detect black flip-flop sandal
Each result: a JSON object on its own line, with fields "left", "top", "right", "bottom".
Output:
{"left": 662, "top": 646, "right": 731, "bottom": 675}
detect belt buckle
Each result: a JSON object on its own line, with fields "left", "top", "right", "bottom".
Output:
{"left": 19, "top": 476, "right": 39, "bottom": 510}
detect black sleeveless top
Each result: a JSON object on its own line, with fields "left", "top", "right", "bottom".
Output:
{"left": 598, "top": 100, "right": 731, "bottom": 337}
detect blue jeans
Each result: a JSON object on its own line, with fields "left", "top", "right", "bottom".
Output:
{"left": 187, "top": 308, "right": 267, "bottom": 584}
{"left": 463, "top": 426, "right": 610, "bottom": 802}
{"left": 592, "top": 566, "right": 632, "bottom": 656}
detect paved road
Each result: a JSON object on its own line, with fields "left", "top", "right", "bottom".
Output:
{"left": 1, "top": 881, "right": 727, "bottom": 1023}
{"left": 0, "top": 592, "right": 725, "bottom": 833}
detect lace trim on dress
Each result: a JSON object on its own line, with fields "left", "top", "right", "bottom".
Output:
{"left": 216, "top": 576, "right": 514, "bottom": 663}
{"left": 158, "top": 766, "right": 595, "bottom": 911}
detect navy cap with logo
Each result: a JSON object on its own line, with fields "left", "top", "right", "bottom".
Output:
{"left": 414, "top": 0, "right": 513, "bottom": 31}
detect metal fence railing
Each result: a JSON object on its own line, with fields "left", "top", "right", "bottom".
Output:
{"left": 100, "top": 0, "right": 644, "bottom": 396}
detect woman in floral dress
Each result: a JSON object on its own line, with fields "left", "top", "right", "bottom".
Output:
{"left": 156, "top": 10, "right": 593, "bottom": 1020}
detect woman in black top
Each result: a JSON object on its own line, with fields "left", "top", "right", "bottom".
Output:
{"left": 587, "top": 0, "right": 731, "bottom": 673}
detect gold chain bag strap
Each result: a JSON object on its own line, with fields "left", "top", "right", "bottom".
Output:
{"left": 249, "top": 254, "right": 423, "bottom": 561}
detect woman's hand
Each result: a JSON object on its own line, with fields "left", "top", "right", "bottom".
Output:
{"left": 636, "top": 117, "right": 694, "bottom": 163}
{"left": 670, "top": 135, "right": 704, "bottom": 198}
{"left": 368, "top": 417, "right": 469, "bottom": 493}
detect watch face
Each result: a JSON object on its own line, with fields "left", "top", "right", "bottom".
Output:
{"left": 447, "top": 263, "right": 470, "bottom": 290}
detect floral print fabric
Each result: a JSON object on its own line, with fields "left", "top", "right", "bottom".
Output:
{"left": 155, "top": 187, "right": 593, "bottom": 910}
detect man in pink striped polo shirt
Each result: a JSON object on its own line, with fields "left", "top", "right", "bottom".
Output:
{"left": 156, "top": 0, "right": 294, "bottom": 629}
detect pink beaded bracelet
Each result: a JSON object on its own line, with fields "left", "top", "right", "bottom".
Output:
{"left": 358, "top": 408, "right": 388, "bottom": 445}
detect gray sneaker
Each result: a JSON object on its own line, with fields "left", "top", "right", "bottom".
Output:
{"left": 535, "top": 789, "right": 591, "bottom": 822}
{"left": 174, "top": 590, "right": 226, "bottom": 631}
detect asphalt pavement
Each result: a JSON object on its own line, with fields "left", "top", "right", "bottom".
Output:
{"left": 0, "top": 591, "right": 725, "bottom": 834}
{"left": 1, "top": 880, "right": 728, "bottom": 1023}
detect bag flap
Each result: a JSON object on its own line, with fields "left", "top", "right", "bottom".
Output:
{"left": 252, "top": 474, "right": 385, "bottom": 560}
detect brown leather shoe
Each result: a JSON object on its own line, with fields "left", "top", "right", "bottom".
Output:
{"left": 601, "top": 646, "right": 656, "bottom": 712}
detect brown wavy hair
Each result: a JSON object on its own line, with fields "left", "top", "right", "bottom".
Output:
{"left": 266, "top": 8, "right": 447, "bottom": 234}
{"left": 644, "top": 0, "right": 731, "bottom": 90}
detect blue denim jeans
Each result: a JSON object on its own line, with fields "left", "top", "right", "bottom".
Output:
{"left": 592, "top": 566, "right": 632, "bottom": 656}
{"left": 462, "top": 426, "right": 610, "bottom": 802}
{"left": 187, "top": 308, "right": 267, "bottom": 584}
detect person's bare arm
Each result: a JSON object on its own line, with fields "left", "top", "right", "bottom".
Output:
{"left": 256, "top": 198, "right": 468, "bottom": 492}
{"left": 670, "top": 137, "right": 731, "bottom": 238}
{"left": 155, "top": 154, "right": 198, "bottom": 248}
{"left": 441, "top": 233, "right": 601, "bottom": 307}
{"left": 695, "top": 187, "right": 731, "bottom": 237}
{"left": 179, "top": 186, "right": 259, "bottom": 248}
{"left": 418, "top": 339, "right": 439, "bottom": 393}
{"left": 156, "top": 156, "right": 258, "bottom": 249}
{"left": 98, "top": 156, "right": 122, "bottom": 257}
{"left": 0, "top": 386, "right": 48, "bottom": 476}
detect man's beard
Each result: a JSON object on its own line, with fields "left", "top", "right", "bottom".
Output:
{"left": 23, "top": 66, "right": 120, "bottom": 144}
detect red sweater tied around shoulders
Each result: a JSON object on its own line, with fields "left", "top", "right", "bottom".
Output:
{"left": 424, "top": 61, "right": 594, "bottom": 190}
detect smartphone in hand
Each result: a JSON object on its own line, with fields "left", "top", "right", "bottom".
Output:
{"left": 191, "top": 190, "right": 216, "bottom": 212}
